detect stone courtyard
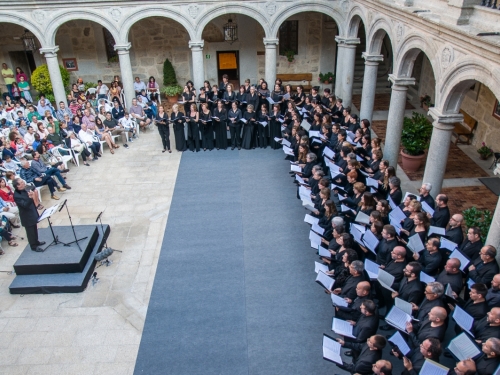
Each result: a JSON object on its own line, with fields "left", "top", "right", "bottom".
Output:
{"left": 0, "top": 130, "right": 180, "bottom": 375}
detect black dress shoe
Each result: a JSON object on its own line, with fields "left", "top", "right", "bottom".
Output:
{"left": 31, "top": 247, "right": 45, "bottom": 252}
{"left": 37, "top": 241, "right": 46, "bottom": 246}
{"left": 344, "top": 351, "right": 353, "bottom": 357}
{"left": 231, "top": 147, "right": 235, "bottom": 150}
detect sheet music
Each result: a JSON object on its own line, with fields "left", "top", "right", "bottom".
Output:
{"left": 354, "top": 211, "right": 371, "bottom": 225}
{"left": 389, "top": 206, "right": 407, "bottom": 223}
{"left": 322, "top": 335, "right": 343, "bottom": 365}
{"left": 385, "top": 306, "right": 412, "bottom": 332}
{"left": 331, "top": 293, "right": 349, "bottom": 307}
{"left": 395, "top": 298, "right": 413, "bottom": 316}
{"left": 449, "top": 249, "right": 470, "bottom": 271}
{"left": 362, "top": 230, "right": 379, "bottom": 254}
{"left": 370, "top": 187, "right": 377, "bottom": 194}
{"left": 421, "top": 201, "right": 435, "bottom": 216}
{"left": 282, "top": 145, "right": 295, "bottom": 156}
{"left": 309, "top": 230, "right": 322, "bottom": 247}
{"left": 332, "top": 318, "right": 355, "bottom": 338}
{"left": 441, "top": 237, "right": 458, "bottom": 252}
{"left": 365, "top": 259, "right": 380, "bottom": 279}
{"left": 295, "top": 174, "right": 305, "bottom": 184}
{"left": 341, "top": 204, "right": 354, "bottom": 213}
{"left": 266, "top": 97, "right": 275, "bottom": 105}
{"left": 291, "top": 164, "right": 302, "bottom": 172}
{"left": 447, "top": 332, "right": 480, "bottom": 361}
{"left": 407, "top": 233, "right": 425, "bottom": 253}
{"left": 388, "top": 331, "right": 411, "bottom": 355}
{"left": 388, "top": 195, "right": 397, "bottom": 210}
{"left": 350, "top": 224, "right": 364, "bottom": 245}
{"left": 309, "top": 130, "right": 321, "bottom": 138}
{"left": 453, "top": 305, "right": 474, "bottom": 335}
{"left": 240, "top": 118, "right": 248, "bottom": 124}
{"left": 359, "top": 170, "right": 369, "bottom": 177}
{"left": 281, "top": 138, "right": 291, "bottom": 147}
{"left": 302, "top": 201, "right": 316, "bottom": 212}
{"left": 404, "top": 192, "right": 421, "bottom": 202}
{"left": 304, "top": 214, "right": 319, "bottom": 225}
{"left": 316, "top": 271, "right": 335, "bottom": 290}
{"left": 390, "top": 217, "right": 402, "bottom": 235}
{"left": 323, "top": 147, "right": 335, "bottom": 159}
{"left": 300, "top": 120, "right": 311, "bottom": 131}
{"left": 38, "top": 203, "right": 60, "bottom": 222}
{"left": 378, "top": 269, "right": 395, "bottom": 291}
{"left": 419, "top": 359, "right": 449, "bottom": 375}
{"left": 445, "top": 283, "right": 455, "bottom": 299}
{"left": 467, "top": 278, "right": 475, "bottom": 289}
{"left": 311, "top": 138, "right": 322, "bottom": 145}
{"left": 366, "top": 177, "right": 379, "bottom": 188}
{"left": 428, "top": 226, "right": 446, "bottom": 236}
{"left": 315, "top": 261, "right": 329, "bottom": 274}
{"left": 259, "top": 121, "right": 268, "bottom": 127}
{"left": 420, "top": 272, "right": 435, "bottom": 284}
{"left": 312, "top": 223, "right": 325, "bottom": 236}
{"left": 318, "top": 246, "right": 331, "bottom": 258}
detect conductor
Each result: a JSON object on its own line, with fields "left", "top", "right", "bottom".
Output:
{"left": 13, "top": 178, "right": 45, "bottom": 252}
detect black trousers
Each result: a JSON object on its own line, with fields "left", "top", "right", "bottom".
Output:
{"left": 229, "top": 125, "right": 241, "bottom": 148}
{"left": 34, "top": 176, "right": 58, "bottom": 194}
{"left": 25, "top": 224, "right": 39, "bottom": 249}
{"left": 158, "top": 125, "right": 170, "bottom": 150}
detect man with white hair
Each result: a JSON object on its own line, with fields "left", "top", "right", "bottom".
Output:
{"left": 419, "top": 182, "right": 434, "bottom": 209}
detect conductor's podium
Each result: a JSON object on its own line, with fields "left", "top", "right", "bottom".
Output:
{"left": 9, "top": 225, "right": 110, "bottom": 294}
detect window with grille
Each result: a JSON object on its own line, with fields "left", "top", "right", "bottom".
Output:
{"left": 103, "top": 28, "right": 118, "bottom": 62}
{"left": 279, "top": 21, "right": 299, "bottom": 56}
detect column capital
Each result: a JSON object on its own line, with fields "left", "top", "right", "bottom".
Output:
{"left": 335, "top": 36, "right": 360, "bottom": 45}
{"left": 362, "top": 52, "right": 383, "bottom": 63}
{"left": 189, "top": 40, "right": 204, "bottom": 49}
{"left": 39, "top": 45, "right": 59, "bottom": 57}
{"left": 428, "top": 107, "right": 463, "bottom": 129}
{"left": 114, "top": 43, "right": 132, "bottom": 52}
{"left": 388, "top": 74, "right": 415, "bottom": 87}
{"left": 263, "top": 38, "right": 279, "bottom": 46}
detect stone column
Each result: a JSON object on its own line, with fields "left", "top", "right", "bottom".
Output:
{"left": 189, "top": 40, "right": 205, "bottom": 92}
{"left": 39, "top": 46, "right": 66, "bottom": 106}
{"left": 341, "top": 40, "right": 359, "bottom": 108}
{"left": 114, "top": 43, "right": 135, "bottom": 109}
{"left": 422, "top": 109, "right": 463, "bottom": 196}
{"left": 359, "top": 53, "right": 383, "bottom": 123}
{"left": 334, "top": 39, "right": 345, "bottom": 99}
{"left": 383, "top": 75, "right": 415, "bottom": 169}
{"left": 487, "top": 198, "right": 500, "bottom": 258}
{"left": 263, "top": 38, "right": 279, "bottom": 86}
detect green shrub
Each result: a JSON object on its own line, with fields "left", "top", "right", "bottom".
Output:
{"left": 401, "top": 112, "right": 433, "bottom": 156}
{"left": 31, "top": 64, "right": 70, "bottom": 102}
{"left": 84, "top": 82, "right": 97, "bottom": 92}
{"left": 163, "top": 58, "right": 178, "bottom": 86}
{"left": 161, "top": 85, "right": 183, "bottom": 97}
{"left": 463, "top": 206, "right": 493, "bottom": 239}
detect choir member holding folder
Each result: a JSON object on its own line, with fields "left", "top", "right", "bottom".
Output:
{"left": 228, "top": 101, "right": 242, "bottom": 150}
{"left": 186, "top": 103, "right": 200, "bottom": 152}
{"left": 212, "top": 100, "right": 228, "bottom": 150}
{"left": 171, "top": 104, "right": 186, "bottom": 152}
{"left": 199, "top": 103, "right": 213, "bottom": 151}
{"left": 155, "top": 105, "right": 171, "bottom": 153}
{"left": 241, "top": 104, "right": 256, "bottom": 150}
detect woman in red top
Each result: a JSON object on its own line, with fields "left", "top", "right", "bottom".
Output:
{"left": 0, "top": 178, "right": 15, "bottom": 203}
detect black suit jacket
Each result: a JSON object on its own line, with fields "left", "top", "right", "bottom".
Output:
{"left": 476, "top": 355, "right": 500, "bottom": 375}
{"left": 341, "top": 342, "right": 382, "bottom": 375}
{"left": 472, "top": 316, "right": 500, "bottom": 343}
{"left": 14, "top": 189, "right": 39, "bottom": 227}
{"left": 430, "top": 206, "right": 450, "bottom": 228}
{"left": 436, "top": 270, "right": 463, "bottom": 294}
{"left": 445, "top": 226, "right": 464, "bottom": 247}
{"left": 469, "top": 258, "right": 499, "bottom": 288}
{"left": 376, "top": 238, "right": 397, "bottom": 266}
{"left": 351, "top": 313, "right": 379, "bottom": 343}
{"left": 408, "top": 320, "right": 446, "bottom": 348}
{"left": 336, "top": 295, "right": 369, "bottom": 321}
{"left": 341, "top": 274, "right": 366, "bottom": 301}
{"left": 459, "top": 239, "right": 483, "bottom": 262}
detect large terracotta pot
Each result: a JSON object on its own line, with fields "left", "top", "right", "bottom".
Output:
{"left": 167, "top": 94, "right": 179, "bottom": 104}
{"left": 400, "top": 150, "right": 426, "bottom": 172}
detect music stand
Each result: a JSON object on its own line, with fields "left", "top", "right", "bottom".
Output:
{"left": 38, "top": 203, "right": 70, "bottom": 251}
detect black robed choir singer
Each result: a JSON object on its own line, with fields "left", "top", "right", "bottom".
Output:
{"left": 13, "top": 178, "right": 45, "bottom": 252}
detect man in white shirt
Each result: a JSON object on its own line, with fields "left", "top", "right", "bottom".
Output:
{"left": 56, "top": 101, "right": 73, "bottom": 122}
{"left": 118, "top": 113, "right": 137, "bottom": 142}
{"left": 133, "top": 77, "right": 146, "bottom": 96}
{"left": 78, "top": 123, "right": 101, "bottom": 158}
{"left": 97, "top": 99, "right": 112, "bottom": 113}
{"left": 36, "top": 98, "right": 53, "bottom": 118}
{"left": 97, "top": 80, "right": 109, "bottom": 99}
{"left": 23, "top": 126, "right": 36, "bottom": 148}
{"left": 0, "top": 104, "right": 13, "bottom": 126}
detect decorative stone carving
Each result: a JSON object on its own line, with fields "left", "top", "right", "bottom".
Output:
{"left": 396, "top": 23, "right": 404, "bottom": 42}
{"left": 109, "top": 8, "right": 121, "bottom": 22}
{"left": 266, "top": 2, "right": 277, "bottom": 16}
{"left": 32, "top": 10, "right": 45, "bottom": 24}
{"left": 341, "top": 0, "right": 349, "bottom": 14}
{"left": 188, "top": 5, "right": 199, "bottom": 19}
{"left": 366, "top": 12, "right": 373, "bottom": 27}
{"left": 441, "top": 47, "right": 454, "bottom": 69}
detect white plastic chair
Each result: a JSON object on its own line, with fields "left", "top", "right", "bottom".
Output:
{"left": 147, "top": 89, "right": 161, "bottom": 104}
{"left": 85, "top": 88, "right": 97, "bottom": 97}
{"left": 51, "top": 146, "right": 76, "bottom": 168}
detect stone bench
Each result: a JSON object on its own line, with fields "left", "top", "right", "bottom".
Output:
{"left": 452, "top": 109, "right": 478, "bottom": 145}
{"left": 276, "top": 73, "right": 313, "bottom": 93}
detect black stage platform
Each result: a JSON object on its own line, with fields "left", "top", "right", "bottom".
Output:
{"left": 9, "top": 224, "right": 110, "bottom": 294}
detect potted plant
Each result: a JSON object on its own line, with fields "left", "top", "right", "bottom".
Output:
{"left": 419, "top": 94, "right": 433, "bottom": 111}
{"left": 283, "top": 49, "right": 295, "bottom": 63}
{"left": 477, "top": 142, "right": 493, "bottom": 160}
{"left": 318, "top": 72, "right": 335, "bottom": 85}
{"left": 163, "top": 58, "right": 181, "bottom": 103}
{"left": 400, "top": 111, "right": 433, "bottom": 172}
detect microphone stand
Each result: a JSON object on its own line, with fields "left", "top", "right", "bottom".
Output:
{"left": 59, "top": 199, "right": 86, "bottom": 252}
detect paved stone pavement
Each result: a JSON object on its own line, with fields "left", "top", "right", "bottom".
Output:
{"left": 0, "top": 128, "right": 181, "bottom": 375}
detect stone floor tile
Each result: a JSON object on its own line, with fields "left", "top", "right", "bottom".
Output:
{"left": 17, "top": 347, "right": 54, "bottom": 365}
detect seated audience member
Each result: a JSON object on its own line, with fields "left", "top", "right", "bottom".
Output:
{"left": 30, "top": 151, "right": 70, "bottom": 189}
{"left": 78, "top": 123, "right": 101, "bottom": 159}
{"left": 68, "top": 132, "right": 92, "bottom": 166}
{"left": 129, "top": 98, "right": 151, "bottom": 130}
{"left": 19, "top": 160, "right": 60, "bottom": 200}
{"left": 103, "top": 112, "right": 129, "bottom": 149}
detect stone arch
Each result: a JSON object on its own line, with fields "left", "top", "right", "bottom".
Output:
{"left": 438, "top": 58, "right": 500, "bottom": 113}
{"left": 195, "top": 4, "right": 270, "bottom": 40}
{"left": 393, "top": 33, "right": 439, "bottom": 79}
{"left": 270, "top": 3, "right": 345, "bottom": 37}
{"left": 0, "top": 14, "right": 46, "bottom": 46}
{"left": 46, "top": 10, "right": 120, "bottom": 46}
{"left": 366, "top": 17, "right": 394, "bottom": 56}
{"left": 120, "top": 8, "right": 196, "bottom": 43}
{"left": 346, "top": 8, "right": 367, "bottom": 39}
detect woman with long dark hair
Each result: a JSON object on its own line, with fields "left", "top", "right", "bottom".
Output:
{"left": 156, "top": 105, "right": 171, "bottom": 153}
{"left": 212, "top": 100, "right": 228, "bottom": 150}
{"left": 171, "top": 104, "right": 186, "bottom": 152}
